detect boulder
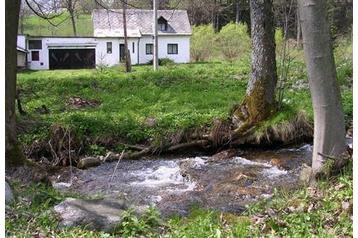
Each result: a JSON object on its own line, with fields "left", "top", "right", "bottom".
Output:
{"left": 5, "top": 181, "right": 14, "bottom": 204}
{"left": 54, "top": 198, "right": 128, "bottom": 232}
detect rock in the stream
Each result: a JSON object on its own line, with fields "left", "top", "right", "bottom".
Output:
{"left": 208, "top": 149, "right": 239, "bottom": 162}
{"left": 77, "top": 157, "right": 102, "bottom": 169}
{"left": 54, "top": 198, "right": 129, "bottom": 232}
{"left": 5, "top": 181, "right": 14, "bottom": 204}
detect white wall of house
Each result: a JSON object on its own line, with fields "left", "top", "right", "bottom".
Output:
{"left": 17, "top": 35, "right": 26, "bottom": 49}
{"left": 27, "top": 37, "right": 97, "bottom": 70}
{"left": 138, "top": 35, "right": 190, "bottom": 64}
{"left": 95, "top": 38, "right": 139, "bottom": 66}
{"left": 17, "top": 51, "right": 27, "bottom": 68}
{"left": 24, "top": 35, "right": 190, "bottom": 70}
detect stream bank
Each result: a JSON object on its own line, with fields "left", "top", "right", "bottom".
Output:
{"left": 51, "top": 143, "right": 314, "bottom": 218}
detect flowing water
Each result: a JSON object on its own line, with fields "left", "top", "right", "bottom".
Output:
{"left": 51, "top": 143, "right": 315, "bottom": 216}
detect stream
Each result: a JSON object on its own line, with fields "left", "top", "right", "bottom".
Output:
{"left": 50, "top": 142, "right": 333, "bottom": 217}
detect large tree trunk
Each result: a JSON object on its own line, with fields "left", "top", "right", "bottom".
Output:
{"left": 232, "top": 0, "right": 277, "bottom": 131}
{"left": 298, "top": 0, "right": 346, "bottom": 175}
{"left": 6, "top": 0, "right": 25, "bottom": 168}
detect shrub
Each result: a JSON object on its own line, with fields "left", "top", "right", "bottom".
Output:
{"left": 147, "top": 58, "right": 175, "bottom": 66}
{"left": 217, "top": 22, "right": 251, "bottom": 61}
{"left": 190, "top": 25, "right": 216, "bottom": 62}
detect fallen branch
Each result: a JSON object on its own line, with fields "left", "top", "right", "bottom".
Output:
{"left": 167, "top": 140, "right": 210, "bottom": 152}
{"left": 118, "top": 143, "right": 147, "bottom": 151}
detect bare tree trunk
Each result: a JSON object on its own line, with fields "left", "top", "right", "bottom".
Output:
{"left": 69, "top": 10, "right": 77, "bottom": 36}
{"left": 235, "top": 0, "right": 240, "bottom": 24}
{"left": 153, "top": 0, "right": 158, "bottom": 70}
{"left": 6, "top": 0, "right": 25, "bottom": 168}
{"left": 232, "top": 0, "right": 277, "bottom": 131}
{"left": 298, "top": 0, "right": 346, "bottom": 175}
{"left": 122, "top": 0, "right": 131, "bottom": 72}
{"left": 19, "top": 11, "right": 24, "bottom": 34}
{"left": 67, "top": 0, "right": 77, "bottom": 36}
{"left": 296, "top": 7, "right": 302, "bottom": 48}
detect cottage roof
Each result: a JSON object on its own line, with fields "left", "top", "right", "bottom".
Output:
{"left": 92, "top": 9, "right": 192, "bottom": 37}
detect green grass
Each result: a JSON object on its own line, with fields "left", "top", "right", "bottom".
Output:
{"left": 17, "top": 62, "right": 249, "bottom": 146}
{"left": 17, "top": 55, "right": 352, "bottom": 151}
{"left": 20, "top": 13, "right": 93, "bottom": 36}
{"left": 6, "top": 162, "right": 352, "bottom": 237}
{"left": 245, "top": 162, "right": 353, "bottom": 237}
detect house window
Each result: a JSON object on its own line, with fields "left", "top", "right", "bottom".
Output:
{"left": 146, "top": 44, "right": 153, "bottom": 55}
{"left": 28, "top": 40, "right": 42, "bottom": 49}
{"left": 159, "top": 23, "right": 167, "bottom": 31}
{"left": 167, "top": 44, "right": 178, "bottom": 54}
{"left": 31, "top": 51, "right": 39, "bottom": 61}
{"left": 158, "top": 16, "right": 168, "bottom": 31}
{"left": 107, "top": 42, "right": 112, "bottom": 54}
{"left": 132, "top": 42, "right": 135, "bottom": 53}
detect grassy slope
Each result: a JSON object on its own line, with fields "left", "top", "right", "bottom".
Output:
{"left": 17, "top": 55, "right": 352, "bottom": 149}
{"left": 18, "top": 62, "right": 248, "bottom": 144}
{"left": 20, "top": 13, "right": 93, "bottom": 36}
{"left": 6, "top": 162, "right": 352, "bottom": 237}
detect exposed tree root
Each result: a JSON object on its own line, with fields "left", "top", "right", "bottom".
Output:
{"left": 21, "top": 112, "right": 316, "bottom": 170}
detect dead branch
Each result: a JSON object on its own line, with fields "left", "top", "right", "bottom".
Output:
{"left": 167, "top": 140, "right": 210, "bottom": 152}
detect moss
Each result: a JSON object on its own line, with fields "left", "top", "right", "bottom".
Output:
{"left": 232, "top": 80, "right": 276, "bottom": 137}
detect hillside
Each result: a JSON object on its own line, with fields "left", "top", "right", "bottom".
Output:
{"left": 19, "top": 13, "right": 93, "bottom": 36}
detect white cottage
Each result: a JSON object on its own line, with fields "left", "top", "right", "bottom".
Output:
{"left": 17, "top": 9, "right": 192, "bottom": 70}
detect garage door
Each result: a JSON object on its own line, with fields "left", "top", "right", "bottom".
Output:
{"left": 49, "top": 49, "right": 95, "bottom": 70}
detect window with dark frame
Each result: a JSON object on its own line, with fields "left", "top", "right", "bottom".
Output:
{"left": 107, "top": 42, "right": 112, "bottom": 54}
{"left": 167, "top": 44, "right": 178, "bottom": 54}
{"left": 31, "top": 51, "right": 39, "bottom": 61}
{"left": 146, "top": 44, "right": 153, "bottom": 55}
{"left": 28, "top": 40, "right": 42, "bottom": 49}
{"left": 159, "top": 23, "right": 167, "bottom": 31}
{"left": 132, "top": 42, "right": 135, "bottom": 53}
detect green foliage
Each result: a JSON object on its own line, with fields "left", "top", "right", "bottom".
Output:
{"left": 246, "top": 162, "right": 353, "bottom": 237}
{"left": 334, "top": 36, "right": 353, "bottom": 87}
{"left": 190, "top": 25, "right": 216, "bottom": 61}
{"left": 147, "top": 58, "right": 176, "bottom": 66}
{"left": 217, "top": 23, "right": 251, "bottom": 61}
{"left": 112, "top": 207, "right": 161, "bottom": 237}
{"left": 190, "top": 23, "right": 251, "bottom": 62}
{"left": 6, "top": 183, "right": 70, "bottom": 236}
{"left": 275, "top": 28, "right": 284, "bottom": 47}
{"left": 167, "top": 208, "right": 250, "bottom": 238}
{"left": 88, "top": 144, "right": 106, "bottom": 156}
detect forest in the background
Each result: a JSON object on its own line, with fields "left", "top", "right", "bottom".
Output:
{"left": 19, "top": 0, "right": 352, "bottom": 38}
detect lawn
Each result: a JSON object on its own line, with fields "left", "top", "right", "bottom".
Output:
{"left": 17, "top": 55, "right": 352, "bottom": 152}
{"left": 18, "top": 61, "right": 252, "bottom": 146}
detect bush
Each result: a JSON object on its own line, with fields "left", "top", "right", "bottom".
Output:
{"left": 191, "top": 23, "right": 250, "bottom": 62}
{"left": 147, "top": 58, "right": 175, "bottom": 66}
{"left": 217, "top": 22, "right": 251, "bottom": 61}
{"left": 190, "top": 25, "right": 216, "bottom": 62}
